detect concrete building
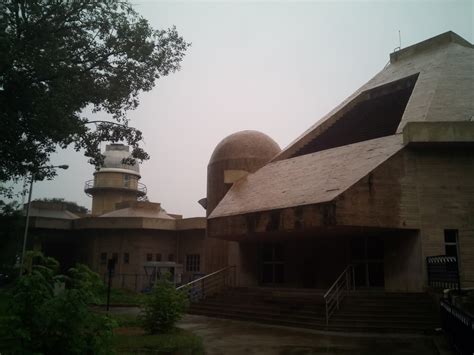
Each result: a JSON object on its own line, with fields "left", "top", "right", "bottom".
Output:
{"left": 30, "top": 143, "right": 208, "bottom": 289}
{"left": 205, "top": 31, "right": 474, "bottom": 293}
{"left": 30, "top": 31, "right": 472, "bottom": 302}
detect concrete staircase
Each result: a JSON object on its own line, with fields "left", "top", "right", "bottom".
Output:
{"left": 188, "top": 287, "right": 440, "bottom": 333}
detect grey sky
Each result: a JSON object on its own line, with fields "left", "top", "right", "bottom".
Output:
{"left": 24, "top": 0, "right": 473, "bottom": 217}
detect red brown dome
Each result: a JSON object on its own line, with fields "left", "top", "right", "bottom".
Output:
{"left": 209, "top": 130, "right": 281, "bottom": 165}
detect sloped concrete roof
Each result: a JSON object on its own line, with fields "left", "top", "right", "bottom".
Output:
{"left": 209, "top": 134, "right": 404, "bottom": 218}
{"left": 274, "top": 31, "right": 473, "bottom": 162}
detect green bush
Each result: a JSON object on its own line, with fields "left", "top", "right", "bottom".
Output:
{"left": 140, "top": 277, "right": 189, "bottom": 334}
{"left": 0, "top": 251, "right": 115, "bottom": 355}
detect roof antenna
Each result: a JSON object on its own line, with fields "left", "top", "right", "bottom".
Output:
{"left": 393, "top": 30, "right": 402, "bottom": 52}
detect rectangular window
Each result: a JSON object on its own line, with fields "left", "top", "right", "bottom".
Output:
{"left": 444, "top": 229, "right": 459, "bottom": 258}
{"left": 186, "top": 254, "right": 200, "bottom": 272}
{"left": 123, "top": 253, "right": 129, "bottom": 264}
{"left": 124, "top": 174, "right": 130, "bottom": 187}
{"left": 168, "top": 254, "right": 175, "bottom": 262}
{"left": 156, "top": 253, "right": 162, "bottom": 262}
{"left": 112, "top": 252, "right": 118, "bottom": 262}
{"left": 146, "top": 253, "right": 152, "bottom": 262}
{"left": 100, "top": 252, "right": 107, "bottom": 265}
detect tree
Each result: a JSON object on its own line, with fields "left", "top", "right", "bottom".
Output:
{"left": 140, "top": 276, "right": 189, "bottom": 334}
{"left": 35, "top": 197, "right": 90, "bottom": 214}
{"left": 0, "top": 251, "right": 114, "bottom": 354}
{"left": 0, "top": 1, "right": 190, "bottom": 193}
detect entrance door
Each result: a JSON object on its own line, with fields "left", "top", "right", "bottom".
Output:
{"left": 261, "top": 243, "right": 284, "bottom": 284}
{"left": 350, "top": 236, "right": 384, "bottom": 288}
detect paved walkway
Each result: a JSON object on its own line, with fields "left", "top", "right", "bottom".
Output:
{"left": 107, "top": 307, "right": 452, "bottom": 354}
{"left": 177, "top": 314, "right": 451, "bottom": 355}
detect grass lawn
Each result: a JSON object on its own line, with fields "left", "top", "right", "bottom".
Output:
{"left": 113, "top": 327, "right": 204, "bottom": 355}
{"left": 97, "top": 287, "right": 147, "bottom": 306}
{"left": 109, "top": 311, "right": 204, "bottom": 354}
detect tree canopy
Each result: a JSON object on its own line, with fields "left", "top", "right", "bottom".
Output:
{"left": 0, "top": 1, "right": 190, "bottom": 191}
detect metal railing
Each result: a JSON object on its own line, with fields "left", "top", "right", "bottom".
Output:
{"left": 440, "top": 299, "right": 474, "bottom": 355}
{"left": 176, "top": 266, "right": 236, "bottom": 303}
{"left": 84, "top": 179, "right": 147, "bottom": 197}
{"left": 427, "top": 255, "right": 460, "bottom": 291}
{"left": 323, "top": 264, "right": 355, "bottom": 325}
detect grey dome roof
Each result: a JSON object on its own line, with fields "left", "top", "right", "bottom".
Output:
{"left": 209, "top": 130, "right": 281, "bottom": 165}
{"left": 100, "top": 202, "right": 174, "bottom": 219}
{"left": 99, "top": 144, "right": 140, "bottom": 175}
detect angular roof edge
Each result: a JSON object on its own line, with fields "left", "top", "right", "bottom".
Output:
{"left": 390, "top": 31, "right": 473, "bottom": 63}
{"left": 209, "top": 135, "right": 404, "bottom": 219}
{"left": 272, "top": 31, "right": 473, "bottom": 162}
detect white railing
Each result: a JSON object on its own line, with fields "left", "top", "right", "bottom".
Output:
{"left": 176, "top": 266, "right": 236, "bottom": 302}
{"left": 323, "top": 264, "right": 355, "bottom": 325}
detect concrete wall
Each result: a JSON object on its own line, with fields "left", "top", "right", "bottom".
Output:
{"left": 336, "top": 146, "right": 474, "bottom": 289}
{"left": 91, "top": 171, "right": 140, "bottom": 215}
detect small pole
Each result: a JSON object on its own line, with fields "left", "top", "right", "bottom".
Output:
{"left": 19, "top": 174, "right": 34, "bottom": 277}
{"left": 106, "top": 258, "right": 116, "bottom": 312}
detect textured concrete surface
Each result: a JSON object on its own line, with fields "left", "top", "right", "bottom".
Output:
{"left": 177, "top": 314, "right": 451, "bottom": 355}
{"left": 106, "top": 308, "right": 452, "bottom": 354}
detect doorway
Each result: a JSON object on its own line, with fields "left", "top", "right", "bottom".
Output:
{"left": 260, "top": 243, "right": 284, "bottom": 285}
{"left": 350, "top": 236, "right": 384, "bottom": 288}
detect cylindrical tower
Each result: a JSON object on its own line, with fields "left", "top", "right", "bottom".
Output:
{"left": 84, "top": 144, "right": 147, "bottom": 215}
{"left": 207, "top": 130, "right": 281, "bottom": 216}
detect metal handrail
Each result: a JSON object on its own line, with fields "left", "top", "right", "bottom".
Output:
{"left": 84, "top": 179, "right": 147, "bottom": 196}
{"left": 324, "top": 264, "right": 355, "bottom": 325}
{"left": 177, "top": 265, "right": 236, "bottom": 302}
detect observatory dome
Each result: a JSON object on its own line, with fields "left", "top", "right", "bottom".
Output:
{"left": 209, "top": 130, "right": 281, "bottom": 165}
{"left": 99, "top": 143, "right": 140, "bottom": 176}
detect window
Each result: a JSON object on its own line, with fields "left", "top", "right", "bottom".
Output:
{"left": 146, "top": 253, "right": 152, "bottom": 262}
{"left": 292, "top": 74, "right": 419, "bottom": 158}
{"left": 186, "top": 254, "right": 200, "bottom": 272}
{"left": 444, "top": 230, "right": 459, "bottom": 258}
{"left": 112, "top": 252, "right": 118, "bottom": 262}
{"left": 168, "top": 254, "right": 175, "bottom": 262}
{"left": 100, "top": 252, "right": 107, "bottom": 265}
{"left": 156, "top": 253, "right": 162, "bottom": 262}
{"left": 123, "top": 253, "right": 130, "bottom": 264}
{"left": 124, "top": 174, "right": 130, "bottom": 187}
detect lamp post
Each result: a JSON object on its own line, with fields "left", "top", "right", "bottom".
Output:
{"left": 19, "top": 164, "right": 69, "bottom": 276}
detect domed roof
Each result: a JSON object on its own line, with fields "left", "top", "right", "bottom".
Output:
{"left": 99, "top": 144, "right": 140, "bottom": 175}
{"left": 209, "top": 130, "right": 281, "bottom": 165}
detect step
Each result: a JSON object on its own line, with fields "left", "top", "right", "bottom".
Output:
{"left": 188, "top": 309, "right": 436, "bottom": 333}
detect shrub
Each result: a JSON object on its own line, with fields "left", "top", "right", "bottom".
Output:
{"left": 0, "top": 251, "right": 114, "bottom": 355}
{"left": 140, "top": 276, "right": 189, "bottom": 334}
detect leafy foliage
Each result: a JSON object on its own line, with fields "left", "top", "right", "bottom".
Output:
{"left": 140, "top": 277, "right": 189, "bottom": 334}
{"left": 0, "top": 201, "right": 22, "bottom": 284}
{"left": 0, "top": 251, "right": 115, "bottom": 354}
{"left": 35, "top": 197, "right": 90, "bottom": 214}
{"left": 0, "top": 0, "right": 190, "bottom": 187}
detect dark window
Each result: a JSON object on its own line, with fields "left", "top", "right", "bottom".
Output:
{"left": 186, "top": 254, "right": 200, "bottom": 272}
{"left": 168, "top": 254, "right": 175, "bottom": 262}
{"left": 156, "top": 253, "right": 162, "bottom": 262}
{"left": 124, "top": 174, "right": 130, "bottom": 187}
{"left": 146, "top": 253, "right": 152, "bottom": 262}
{"left": 292, "top": 74, "right": 419, "bottom": 158}
{"left": 123, "top": 253, "right": 129, "bottom": 264}
{"left": 444, "top": 230, "right": 459, "bottom": 257}
{"left": 112, "top": 253, "right": 118, "bottom": 262}
{"left": 100, "top": 252, "right": 107, "bottom": 265}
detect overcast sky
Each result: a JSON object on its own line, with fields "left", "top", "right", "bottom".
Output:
{"left": 20, "top": 0, "right": 473, "bottom": 217}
